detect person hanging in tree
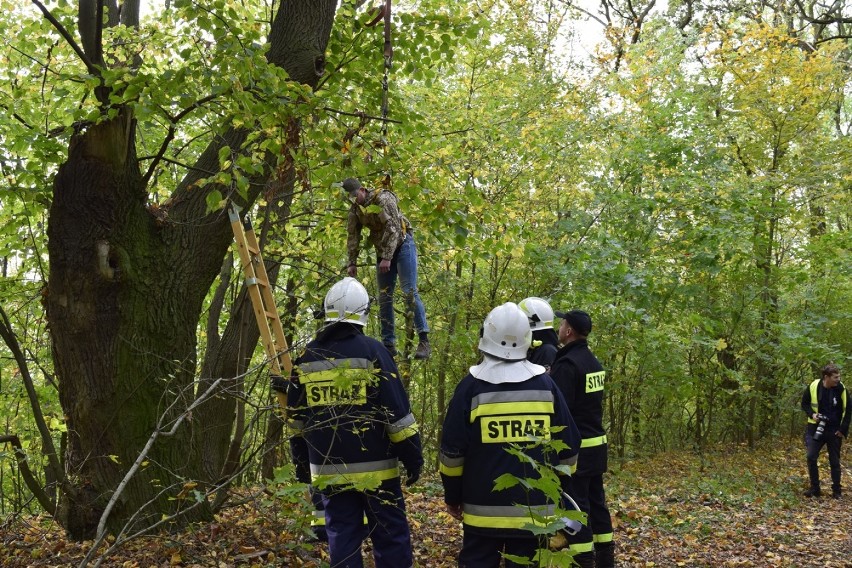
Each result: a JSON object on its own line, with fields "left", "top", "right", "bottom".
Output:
{"left": 342, "top": 177, "right": 431, "bottom": 360}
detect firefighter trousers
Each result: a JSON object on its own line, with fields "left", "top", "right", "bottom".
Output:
{"left": 566, "top": 474, "right": 613, "bottom": 553}
{"left": 322, "top": 480, "right": 413, "bottom": 568}
{"left": 458, "top": 531, "right": 542, "bottom": 568}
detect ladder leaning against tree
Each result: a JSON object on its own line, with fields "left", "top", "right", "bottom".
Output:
{"left": 228, "top": 204, "right": 292, "bottom": 411}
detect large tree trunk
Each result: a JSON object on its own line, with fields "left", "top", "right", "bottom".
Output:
{"left": 47, "top": 0, "right": 338, "bottom": 540}
{"left": 48, "top": 110, "right": 214, "bottom": 537}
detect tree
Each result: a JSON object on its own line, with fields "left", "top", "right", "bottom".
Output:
{"left": 16, "top": 0, "right": 339, "bottom": 540}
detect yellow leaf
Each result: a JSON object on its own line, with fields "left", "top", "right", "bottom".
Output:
{"left": 715, "top": 338, "right": 728, "bottom": 351}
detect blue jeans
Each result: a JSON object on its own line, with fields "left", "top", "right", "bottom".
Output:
{"left": 376, "top": 233, "right": 429, "bottom": 346}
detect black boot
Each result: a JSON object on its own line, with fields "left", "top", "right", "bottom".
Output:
{"left": 595, "top": 542, "right": 615, "bottom": 568}
{"left": 803, "top": 486, "right": 821, "bottom": 497}
{"left": 573, "top": 552, "right": 595, "bottom": 568}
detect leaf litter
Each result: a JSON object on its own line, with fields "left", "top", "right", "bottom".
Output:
{"left": 1, "top": 444, "right": 850, "bottom": 567}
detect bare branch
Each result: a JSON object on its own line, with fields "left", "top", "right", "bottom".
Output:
{"left": 793, "top": 0, "right": 852, "bottom": 25}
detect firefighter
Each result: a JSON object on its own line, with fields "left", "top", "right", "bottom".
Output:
{"left": 342, "top": 177, "right": 431, "bottom": 359}
{"left": 286, "top": 277, "right": 423, "bottom": 568}
{"left": 549, "top": 309, "right": 613, "bottom": 568}
{"left": 519, "top": 297, "right": 559, "bottom": 371}
{"left": 801, "top": 362, "right": 849, "bottom": 499}
{"left": 440, "top": 302, "right": 581, "bottom": 568}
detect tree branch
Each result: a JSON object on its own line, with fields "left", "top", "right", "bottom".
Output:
{"left": 0, "top": 306, "right": 65, "bottom": 503}
{"left": 30, "top": 0, "right": 101, "bottom": 76}
{"left": 0, "top": 434, "right": 56, "bottom": 516}
{"left": 142, "top": 94, "right": 221, "bottom": 184}
{"left": 793, "top": 0, "right": 852, "bottom": 25}
{"left": 85, "top": 373, "right": 231, "bottom": 562}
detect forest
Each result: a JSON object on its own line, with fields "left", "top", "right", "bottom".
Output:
{"left": 0, "top": 0, "right": 850, "bottom": 566}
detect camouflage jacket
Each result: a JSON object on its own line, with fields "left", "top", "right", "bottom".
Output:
{"left": 347, "top": 189, "right": 411, "bottom": 264}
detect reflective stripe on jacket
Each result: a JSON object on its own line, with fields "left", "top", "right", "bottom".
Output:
{"left": 287, "top": 324, "right": 422, "bottom": 489}
{"left": 550, "top": 339, "right": 608, "bottom": 475}
{"left": 803, "top": 378, "right": 850, "bottom": 436}
{"left": 440, "top": 372, "right": 581, "bottom": 537}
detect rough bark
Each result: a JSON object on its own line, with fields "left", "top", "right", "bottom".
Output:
{"left": 47, "top": 0, "right": 338, "bottom": 540}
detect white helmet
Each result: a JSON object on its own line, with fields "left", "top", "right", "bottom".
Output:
{"left": 518, "top": 297, "right": 554, "bottom": 331}
{"left": 324, "top": 277, "right": 370, "bottom": 326}
{"left": 478, "top": 302, "right": 532, "bottom": 361}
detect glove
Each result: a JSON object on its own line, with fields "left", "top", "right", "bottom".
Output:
{"left": 270, "top": 374, "right": 287, "bottom": 393}
{"left": 289, "top": 436, "right": 311, "bottom": 484}
{"left": 405, "top": 464, "right": 421, "bottom": 486}
{"left": 392, "top": 433, "right": 423, "bottom": 486}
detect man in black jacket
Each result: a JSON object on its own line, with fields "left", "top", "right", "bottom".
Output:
{"left": 549, "top": 309, "right": 613, "bottom": 568}
{"left": 801, "top": 363, "right": 849, "bottom": 499}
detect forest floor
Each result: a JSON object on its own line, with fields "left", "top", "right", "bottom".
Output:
{"left": 1, "top": 443, "right": 850, "bottom": 567}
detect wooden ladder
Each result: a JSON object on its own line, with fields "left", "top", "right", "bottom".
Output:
{"left": 228, "top": 204, "right": 292, "bottom": 410}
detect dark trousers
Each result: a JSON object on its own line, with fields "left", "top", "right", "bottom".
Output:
{"left": 566, "top": 474, "right": 613, "bottom": 553}
{"left": 322, "top": 481, "right": 413, "bottom": 568}
{"left": 458, "top": 531, "right": 542, "bottom": 568}
{"left": 805, "top": 429, "right": 843, "bottom": 492}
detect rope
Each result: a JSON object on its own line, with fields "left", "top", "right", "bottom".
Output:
{"left": 381, "top": 0, "right": 392, "bottom": 134}
{"left": 380, "top": 0, "right": 392, "bottom": 189}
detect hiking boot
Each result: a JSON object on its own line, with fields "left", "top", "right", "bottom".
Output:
{"left": 803, "top": 487, "right": 821, "bottom": 498}
{"left": 383, "top": 343, "right": 397, "bottom": 357}
{"left": 414, "top": 340, "right": 431, "bottom": 360}
{"left": 832, "top": 490, "right": 841, "bottom": 499}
